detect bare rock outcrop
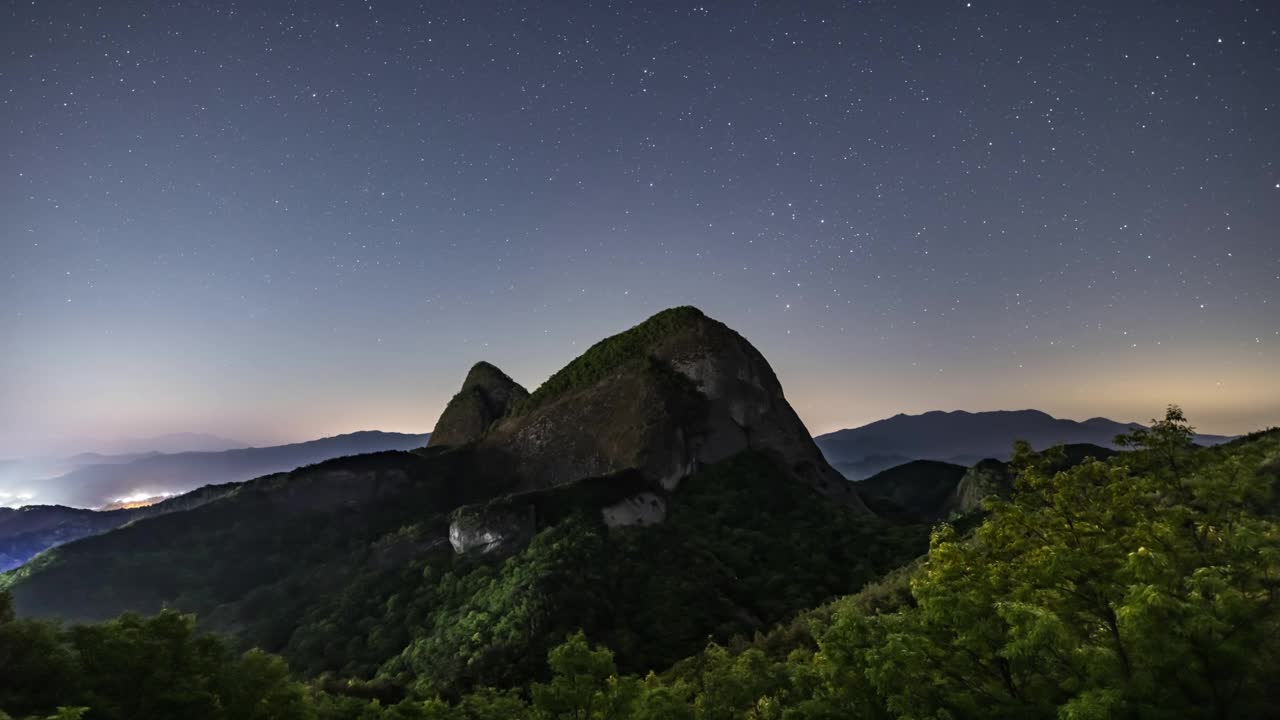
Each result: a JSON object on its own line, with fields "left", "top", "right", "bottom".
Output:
{"left": 447, "top": 502, "right": 536, "bottom": 554}
{"left": 601, "top": 492, "right": 667, "bottom": 527}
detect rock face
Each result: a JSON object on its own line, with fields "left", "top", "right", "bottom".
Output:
{"left": 435, "top": 306, "right": 872, "bottom": 557}
{"left": 478, "top": 307, "right": 868, "bottom": 513}
{"left": 945, "top": 458, "right": 1013, "bottom": 517}
{"left": 448, "top": 502, "right": 536, "bottom": 554}
{"left": 943, "top": 443, "right": 1118, "bottom": 518}
{"left": 601, "top": 492, "right": 667, "bottom": 527}
{"left": 428, "top": 362, "right": 529, "bottom": 448}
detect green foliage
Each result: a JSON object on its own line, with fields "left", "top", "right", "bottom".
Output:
{"left": 0, "top": 591, "right": 78, "bottom": 717}
{"left": 386, "top": 515, "right": 614, "bottom": 694}
{"left": 286, "top": 452, "right": 923, "bottom": 696}
{"left": 406, "top": 410, "right": 1280, "bottom": 719}
{"left": 2, "top": 446, "right": 521, "bottom": 659}
{"left": 0, "top": 709, "right": 89, "bottom": 720}
{"left": 7, "top": 408, "right": 1278, "bottom": 720}
{"left": 529, "top": 631, "right": 617, "bottom": 719}
{"left": 511, "top": 306, "right": 709, "bottom": 415}
{"left": 826, "top": 409, "right": 1280, "bottom": 719}
{"left": 0, "top": 597, "right": 312, "bottom": 720}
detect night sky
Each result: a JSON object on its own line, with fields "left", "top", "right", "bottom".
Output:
{"left": 3, "top": 0, "right": 1278, "bottom": 457}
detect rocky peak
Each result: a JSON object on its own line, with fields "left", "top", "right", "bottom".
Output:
{"left": 428, "top": 361, "right": 529, "bottom": 448}
{"left": 480, "top": 306, "right": 869, "bottom": 513}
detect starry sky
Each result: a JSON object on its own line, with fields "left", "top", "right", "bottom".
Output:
{"left": 3, "top": 0, "right": 1278, "bottom": 458}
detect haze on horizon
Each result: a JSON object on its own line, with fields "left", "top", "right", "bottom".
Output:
{"left": 3, "top": 1, "right": 1278, "bottom": 460}
{"left": 3, "top": 321, "right": 1274, "bottom": 460}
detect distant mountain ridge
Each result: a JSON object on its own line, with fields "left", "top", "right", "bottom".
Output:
{"left": 816, "top": 409, "right": 1232, "bottom": 479}
{"left": 28, "top": 431, "right": 430, "bottom": 509}
{"left": 98, "top": 432, "right": 247, "bottom": 455}
{"left": 0, "top": 483, "right": 238, "bottom": 572}
{"left": 851, "top": 443, "right": 1121, "bottom": 522}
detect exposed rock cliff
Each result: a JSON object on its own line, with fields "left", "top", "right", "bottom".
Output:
{"left": 601, "top": 492, "right": 666, "bottom": 527}
{"left": 448, "top": 502, "right": 536, "bottom": 554}
{"left": 945, "top": 458, "right": 1012, "bottom": 517}
{"left": 428, "top": 362, "right": 529, "bottom": 448}
{"left": 943, "top": 443, "right": 1119, "bottom": 517}
{"left": 479, "top": 307, "right": 867, "bottom": 513}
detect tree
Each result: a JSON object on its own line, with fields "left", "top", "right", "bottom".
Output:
{"left": 0, "top": 592, "right": 80, "bottom": 717}
{"left": 217, "top": 649, "right": 315, "bottom": 720}
{"left": 1113, "top": 404, "right": 1196, "bottom": 474}
{"left": 454, "top": 688, "right": 531, "bottom": 720}
{"left": 847, "top": 408, "right": 1280, "bottom": 718}
{"left": 531, "top": 632, "right": 618, "bottom": 720}
{"left": 0, "top": 603, "right": 316, "bottom": 720}
{"left": 626, "top": 675, "right": 694, "bottom": 720}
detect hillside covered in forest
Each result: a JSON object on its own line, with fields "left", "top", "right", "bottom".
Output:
{"left": 3, "top": 409, "right": 1276, "bottom": 719}
{"left": 1, "top": 308, "right": 1276, "bottom": 720}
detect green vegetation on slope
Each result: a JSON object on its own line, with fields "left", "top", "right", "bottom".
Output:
{"left": 5, "top": 409, "right": 1278, "bottom": 720}
{"left": 428, "top": 362, "right": 529, "bottom": 447}
{"left": 0, "top": 448, "right": 519, "bottom": 637}
{"left": 364, "top": 408, "right": 1279, "bottom": 719}
{"left": 0, "top": 447, "right": 924, "bottom": 703}
{"left": 282, "top": 452, "right": 925, "bottom": 695}
{"left": 492, "top": 408, "right": 1279, "bottom": 720}
{"left": 510, "top": 306, "right": 711, "bottom": 415}
{"left": 0, "top": 600, "right": 309, "bottom": 720}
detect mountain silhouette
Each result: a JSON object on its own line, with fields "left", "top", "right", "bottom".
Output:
{"left": 816, "top": 409, "right": 1230, "bottom": 478}
{"left": 30, "top": 431, "right": 430, "bottom": 508}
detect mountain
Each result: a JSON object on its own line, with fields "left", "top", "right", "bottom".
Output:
{"left": 832, "top": 454, "right": 917, "bottom": 482}
{"left": 0, "top": 484, "right": 237, "bottom": 572}
{"left": 98, "top": 432, "right": 247, "bottom": 455}
{"left": 469, "top": 306, "right": 863, "bottom": 509}
{"left": 427, "top": 361, "right": 529, "bottom": 448}
{"left": 0, "top": 506, "right": 126, "bottom": 572}
{"left": 4, "top": 420, "right": 1277, "bottom": 718}
{"left": 850, "top": 442, "right": 1124, "bottom": 525}
{"left": 1, "top": 452, "right": 160, "bottom": 508}
{"left": 27, "top": 431, "right": 431, "bottom": 508}
{"left": 816, "top": 409, "right": 1232, "bottom": 478}
{"left": 0, "top": 306, "right": 906, "bottom": 694}
{"left": 853, "top": 460, "right": 967, "bottom": 521}
{"left": 2, "top": 439, "right": 238, "bottom": 502}
{"left": 63, "top": 451, "right": 159, "bottom": 466}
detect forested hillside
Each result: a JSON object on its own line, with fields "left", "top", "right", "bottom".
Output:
{"left": 3, "top": 409, "right": 1277, "bottom": 719}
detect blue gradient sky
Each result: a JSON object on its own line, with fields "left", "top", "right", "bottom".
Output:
{"left": 3, "top": 0, "right": 1278, "bottom": 457}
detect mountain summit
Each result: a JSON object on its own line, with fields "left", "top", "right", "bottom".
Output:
{"left": 427, "top": 361, "right": 529, "bottom": 448}
{"left": 470, "top": 307, "right": 863, "bottom": 510}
